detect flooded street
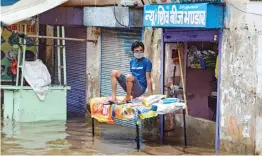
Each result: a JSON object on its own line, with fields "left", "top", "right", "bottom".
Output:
{"left": 1, "top": 117, "right": 219, "bottom": 155}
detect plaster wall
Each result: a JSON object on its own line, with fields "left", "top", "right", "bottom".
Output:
{"left": 86, "top": 27, "right": 101, "bottom": 105}
{"left": 220, "top": 0, "right": 262, "bottom": 154}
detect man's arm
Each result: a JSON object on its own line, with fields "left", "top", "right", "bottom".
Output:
{"left": 146, "top": 72, "right": 153, "bottom": 95}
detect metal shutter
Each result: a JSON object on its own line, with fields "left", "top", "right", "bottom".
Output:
{"left": 101, "top": 29, "right": 142, "bottom": 97}
{"left": 64, "top": 27, "right": 87, "bottom": 116}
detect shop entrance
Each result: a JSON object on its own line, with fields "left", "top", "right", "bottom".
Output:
{"left": 163, "top": 29, "right": 220, "bottom": 122}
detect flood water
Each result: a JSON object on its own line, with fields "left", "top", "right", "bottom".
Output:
{"left": 1, "top": 117, "right": 219, "bottom": 155}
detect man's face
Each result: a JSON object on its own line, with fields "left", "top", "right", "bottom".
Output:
{"left": 133, "top": 46, "right": 144, "bottom": 59}
{"left": 133, "top": 46, "right": 144, "bottom": 54}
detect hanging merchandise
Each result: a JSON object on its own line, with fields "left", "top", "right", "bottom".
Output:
{"left": 172, "top": 48, "right": 179, "bottom": 63}
{"left": 215, "top": 56, "right": 219, "bottom": 79}
{"left": 10, "top": 59, "right": 18, "bottom": 75}
{"left": 187, "top": 45, "right": 217, "bottom": 70}
{"left": 205, "top": 52, "right": 217, "bottom": 70}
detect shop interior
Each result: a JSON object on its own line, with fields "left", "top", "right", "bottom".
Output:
{"left": 165, "top": 41, "right": 218, "bottom": 121}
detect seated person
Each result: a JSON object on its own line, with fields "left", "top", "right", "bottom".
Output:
{"left": 110, "top": 41, "right": 153, "bottom": 103}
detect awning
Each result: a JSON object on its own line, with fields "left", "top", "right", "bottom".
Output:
{"left": 1, "top": 0, "right": 68, "bottom": 26}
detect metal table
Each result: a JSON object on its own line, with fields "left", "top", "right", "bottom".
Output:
{"left": 91, "top": 104, "right": 187, "bottom": 151}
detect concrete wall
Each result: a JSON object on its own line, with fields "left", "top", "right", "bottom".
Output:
{"left": 143, "top": 28, "right": 162, "bottom": 95}
{"left": 220, "top": 0, "right": 262, "bottom": 154}
{"left": 39, "top": 7, "right": 83, "bottom": 26}
{"left": 86, "top": 27, "right": 101, "bottom": 104}
{"left": 83, "top": 7, "right": 143, "bottom": 28}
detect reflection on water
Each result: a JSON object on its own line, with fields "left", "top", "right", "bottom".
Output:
{"left": 1, "top": 117, "right": 220, "bottom": 155}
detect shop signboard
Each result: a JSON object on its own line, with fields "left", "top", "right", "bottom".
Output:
{"left": 1, "top": 22, "right": 37, "bottom": 81}
{"left": 143, "top": 3, "right": 223, "bottom": 28}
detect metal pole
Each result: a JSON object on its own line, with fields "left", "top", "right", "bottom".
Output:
{"left": 215, "top": 29, "right": 223, "bottom": 154}
{"left": 183, "top": 109, "right": 187, "bottom": 147}
{"left": 61, "top": 26, "right": 67, "bottom": 85}
{"left": 27, "top": 34, "right": 97, "bottom": 43}
{"left": 20, "top": 24, "right": 27, "bottom": 87}
{"left": 160, "top": 29, "right": 165, "bottom": 145}
{"left": 16, "top": 32, "right": 21, "bottom": 86}
{"left": 178, "top": 44, "right": 188, "bottom": 115}
{"left": 136, "top": 123, "right": 140, "bottom": 151}
{"left": 56, "top": 26, "right": 61, "bottom": 85}
{"left": 92, "top": 118, "right": 95, "bottom": 137}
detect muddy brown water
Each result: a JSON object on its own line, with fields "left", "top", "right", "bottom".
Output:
{"left": 1, "top": 117, "right": 225, "bottom": 155}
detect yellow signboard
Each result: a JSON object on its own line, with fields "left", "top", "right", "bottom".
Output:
{"left": 1, "top": 22, "right": 37, "bottom": 81}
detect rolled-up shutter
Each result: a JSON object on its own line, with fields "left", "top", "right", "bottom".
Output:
{"left": 101, "top": 29, "right": 142, "bottom": 97}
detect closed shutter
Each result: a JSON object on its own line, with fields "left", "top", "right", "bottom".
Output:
{"left": 101, "top": 29, "right": 142, "bottom": 97}
{"left": 64, "top": 27, "right": 87, "bottom": 116}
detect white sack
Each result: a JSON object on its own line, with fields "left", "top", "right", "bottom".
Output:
{"left": 153, "top": 102, "right": 186, "bottom": 114}
{"left": 24, "top": 59, "right": 51, "bottom": 100}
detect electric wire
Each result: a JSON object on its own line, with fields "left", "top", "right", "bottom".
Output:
{"left": 227, "top": 3, "right": 262, "bottom": 17}
{"left": 114, "top": 0, "right": 129, "bottom": 27}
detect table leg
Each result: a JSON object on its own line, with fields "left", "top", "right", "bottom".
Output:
{"left": 136, "top": 123, "right": 140, "bottom": 151}
{"left": 183, "top": 109, "right": 187, "bottom": 147}
{"left": 92, "top": 118, "right": 94, "bottom": 137}
{"left": 160, "top": 114, "right": 165, "bottom": 145}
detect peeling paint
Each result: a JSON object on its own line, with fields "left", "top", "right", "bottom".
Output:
{"left": 256, "top": 116, "right": 262, "bottom": 154}
{"left": 242, "top": 115, "right": 251, "bottom": 138}
{"left": 220, "top": 0, "right": 262, "bottom": 154}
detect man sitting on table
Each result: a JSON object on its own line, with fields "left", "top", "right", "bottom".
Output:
{"left": 110, "top": 41, "right": 153, "bottom": 103}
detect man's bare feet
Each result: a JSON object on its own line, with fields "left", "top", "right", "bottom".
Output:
{"left": 118, "top": 96, "right": 132, "bottom": 104}
{"left": 109, "top": 96, "right": 132, "bottom": 104}
{"left": 125, "top": 95, "right": 132, "bottom": 102}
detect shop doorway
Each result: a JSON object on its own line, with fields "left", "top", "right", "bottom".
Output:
{"left": 165, "top": 42, "right": 218, "bottom": 121}
{"left": 163, "top": 29, "right": 220, "bottom": 122}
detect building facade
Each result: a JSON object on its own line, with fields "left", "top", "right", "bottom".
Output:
{"left": 33, "top": 0, "right": 262, "bottom": 154}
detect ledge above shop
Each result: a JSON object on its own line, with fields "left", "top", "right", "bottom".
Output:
{"left": 39, "top": 7, "right": 83, "bottom": 26}
{"left": 143, "top": 3, "right": 224, "bottom": 28}
{"left": 83, "top": 7, "right": 143, "bottom": 28}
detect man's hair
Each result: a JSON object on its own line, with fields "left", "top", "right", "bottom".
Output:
{"left": 131, "top": 41, "right": 144, "bottom": 51}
